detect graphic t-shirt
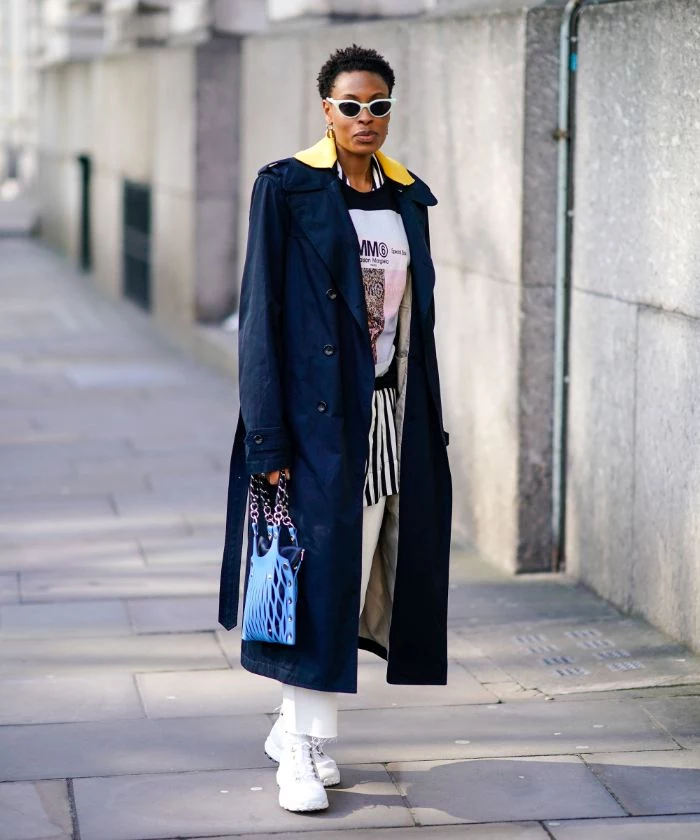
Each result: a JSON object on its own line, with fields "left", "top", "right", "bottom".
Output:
{"left": 338, "top": 163, "right": 410, "bottom": 377}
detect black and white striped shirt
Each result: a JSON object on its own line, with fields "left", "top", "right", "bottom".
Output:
{"left": 336, "top": 155, "right": 408, "bottom": 506}
{"left": 336, "top": 154, "right": 385, "bottom": 190}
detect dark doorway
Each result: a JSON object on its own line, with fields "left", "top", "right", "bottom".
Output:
{"left": 77, "top": 154, "right": 92, "bottom": 272}
{"left": 5, "top": 145, "right": 18, "bottom": 179}
{"left": 123, "top": 179, "right": 152, "bottom": 310}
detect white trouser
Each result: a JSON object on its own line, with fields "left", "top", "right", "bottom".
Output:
{"left": 280, "top": 496, "right": 387, "bottom": 739}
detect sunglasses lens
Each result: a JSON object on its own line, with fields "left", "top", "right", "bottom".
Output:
{"left": 369, "top": 100, "right": 392, "bottom": 117}
{"left": 338, "top": 101, "right": 362, "bottom": 118}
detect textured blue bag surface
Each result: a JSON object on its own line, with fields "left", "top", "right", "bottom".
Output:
{"left": 241, "top": 474, "right": 304, "bottom": 645}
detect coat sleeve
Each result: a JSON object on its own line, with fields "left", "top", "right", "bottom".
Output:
{"left": 238, "top": 171, "right": 292, "bottom": 474}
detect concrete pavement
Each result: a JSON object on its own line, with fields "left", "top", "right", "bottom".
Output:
{"left": 1, "top": 238, "right": 700, "bottom": 840}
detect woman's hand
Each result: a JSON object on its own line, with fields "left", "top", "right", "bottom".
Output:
{"left": 265, "top": 468, "right": 291, "bottom": 485}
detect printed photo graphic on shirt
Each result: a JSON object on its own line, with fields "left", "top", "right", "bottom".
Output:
{"left": 358, "top": 234, "right": 408, "bottom": 365}
{"left": 362, "top": 268, "right": 385, "bottom": 363}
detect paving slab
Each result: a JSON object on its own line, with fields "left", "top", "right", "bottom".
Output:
{"left": 136, "top": 668, "right": 283, "bottom": 718}
{"left": 454, "top": 618, "right": 700, "bottom": 696}
{"left": 0, "top": 599, "right": 132, "bottom": 638}
{"left": 0, "top": 713, "right": 271, "bottom": 781}
{"left": 62, "top": 361, "right": 187, "bottom": 389}
{"left": 74, "top": 453, "right": 218, "bottom": 478}
{"left": 216, "top": 627, "right": 244, "bottom": 666}
{"left": 0, "top": 573, "right": 18, "bottom": 603}
{"left": 0, "top": 496, "right": 115, "bottom": 521}
{"left": 195, "top": 825, "right": 549, "bottom": 840}
{"left": 139, "top": 533, "right": 223, "bottom": 566}
{"left": 340, "top": 661, "right": 496, "bottom": 710}
{"left": 0, "top": 632, "right": 227, "bottom": 676}
{"left": 448, "top": 576, "right": 621, "bottom": 627}
{"left": 547, "top": 814, "right": 700, "bottom": 839}
{"left": 73, "top": 764, "right": 413, "bottom": 840}
{"left": 30, "top": 408, "right": 206, "bottom": 439}
{"left": 0, "top": 674, "right": 144, "bottom": 725}
{"left": 0, "top": 779, "right": 73, "bottom": 840}
{"left": 446, "top": 629, "right": 529, "bottom": 694}
{"left": 0, "top": 452, "right": 76, "bottom": 480}
{"left": 543, "top": 684, "right": 700, "bottom": 703}
{"left": 0, "top": 513, "right": 191, "bottom": 543}
{"left": 584, "top": 749, "right": 700, "bottom": 815}
{"left": 128, "top": 432, "right": 231, "bottom": 453}
{"left": 641, "top": 696, "right": 700, "bottom": 748}
{"left": 184, "top": 511, "right": 227, "bottom": 529}
{"left": 19, "top": 565, "right": 219, "bottom": 601}
{"left": 0, "top": 408, "right": 36, "bottom": 438}
{"left": 483, "top": 682, "right": 544, "bottom": 702}
{"left": 145, "top": 469, "right": 229, "bottom": 492}
{"left": 112, "top": 494, "right": 225, "bottom": 521}
{"left": 0, "top": 472, "right": 150, "bottom": 500}
{"left": 114, "top": 483, "right": 226, "bottom": 503}
{"left": 327, "top": 700, "right": 677, "bottom": 764}
{"left": 0, "top": 538, "right": 144, "bottom": 572}
{"left": 388, "top": 755, "right": 625, "bottom": 824}
{"left": 0, "top": 439, "right": 132, "bottom": 470}
{"left": 127, "top": 596, "right": 220, "bottom": 633}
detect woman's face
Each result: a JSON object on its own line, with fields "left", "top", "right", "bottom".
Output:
{"left": 322, "top": 70, "right": 391, "bottom": 157}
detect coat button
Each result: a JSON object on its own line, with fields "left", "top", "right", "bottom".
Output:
{"left": 253, "top": 434, "right": 264, "bottom": 444}
{"left": 326, "top": 288, "right": 338, "bottom": 300}
{"left": 323, "top": 344, "right": 336, "bottom": 356}
{"left": 316, "top": 401, "right": 328, "bottom": 413}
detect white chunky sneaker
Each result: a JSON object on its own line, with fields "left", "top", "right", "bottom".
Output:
{"left": 310, "top": 737, "right": 341, "bottom": 787}
{"left": 265, "top": 711, "right": 341, "bottom": 787}
{"left": 276, "top": 734, "right": 329, "bottom": 812}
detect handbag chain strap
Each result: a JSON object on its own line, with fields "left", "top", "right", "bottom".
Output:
{"left": 249, "top": 472, "right": 297, "bottom": 541}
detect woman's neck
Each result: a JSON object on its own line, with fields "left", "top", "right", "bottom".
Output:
{"left": 335, "top": 144, "right": 373, "bottom": 193}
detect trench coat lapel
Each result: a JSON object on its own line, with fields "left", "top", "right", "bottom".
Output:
{"left": 286, "top": 179, "right": 368, "bottom": 338}
{"left": 395, "top": 188, "right": 436, "bottom": 325}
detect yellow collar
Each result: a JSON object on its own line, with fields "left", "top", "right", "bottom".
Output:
{"left": 293, "top": 134, "right": 415, "bottom": 186}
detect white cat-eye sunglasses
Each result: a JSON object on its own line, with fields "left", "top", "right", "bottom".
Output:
{"left": 325, "top": 97, "right": 396, "bottom": 118}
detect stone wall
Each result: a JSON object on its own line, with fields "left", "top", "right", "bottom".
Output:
{"left": 37, "top": 39, "right": 241, "bottom": 326}
{"left": 38, "top": 61, "right": 93, "bottom": 264}
{"left": 566, "top": 0, "right": 700, "bottom": 649}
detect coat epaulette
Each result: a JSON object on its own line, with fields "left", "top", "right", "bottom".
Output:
{"left": 257, "top": 158, "right": 290, "bottom": 176}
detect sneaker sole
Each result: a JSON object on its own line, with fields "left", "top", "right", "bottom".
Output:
{"left": 266, "top": 751, "right": 340, "bottom": 788}
{"left": 278, "top": 784, "right": 328, "bottom": 812}
{"left": 279, "top": 799, "right": 329, "bottom": 812}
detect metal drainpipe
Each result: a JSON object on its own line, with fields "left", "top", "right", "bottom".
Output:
{"left": 551, "top": 0, "right": 591, "bottom": 571}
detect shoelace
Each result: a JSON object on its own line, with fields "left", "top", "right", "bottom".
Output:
{"left": 310, "top": 737, "right": 326, "bottom": 758}
{"left": 290, "top": 742, "right": 321, "bottom": 783}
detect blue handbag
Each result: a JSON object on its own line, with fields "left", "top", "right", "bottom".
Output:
{"left": 241, "top": 472, "right": 305, "bottom": 645}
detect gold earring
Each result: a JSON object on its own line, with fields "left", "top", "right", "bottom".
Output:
{"left": 326, "top": 123, "right": 335, "bottom": 139}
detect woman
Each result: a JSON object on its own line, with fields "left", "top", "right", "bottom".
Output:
{"left": 219, "top": 44, "right": 452, "bottom": 813}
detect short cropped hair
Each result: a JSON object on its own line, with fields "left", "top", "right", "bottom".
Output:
{"left": 317, "top": 44, "right": 395, "bottom": 99}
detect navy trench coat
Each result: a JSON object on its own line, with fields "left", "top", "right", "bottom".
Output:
{"left": 218, "top": 135, "right": 452, "bottom": 694}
